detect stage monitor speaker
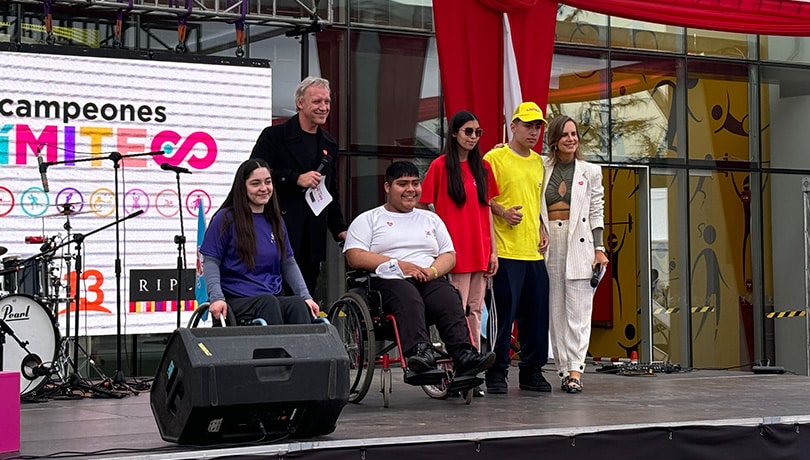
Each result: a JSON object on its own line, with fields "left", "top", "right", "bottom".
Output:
{"left": 150, "top": 323, "right": 350, "bottom": 445}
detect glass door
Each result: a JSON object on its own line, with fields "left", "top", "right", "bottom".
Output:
{"left": 589, "top": 165, "right": 655, "bottom": 363}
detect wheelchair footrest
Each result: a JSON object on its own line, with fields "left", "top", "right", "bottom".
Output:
{"left": 446, "top": 375, "right": 484, "bottom": 393}
{"left": 403, "top": 368, "right": 447, "bottom": 386}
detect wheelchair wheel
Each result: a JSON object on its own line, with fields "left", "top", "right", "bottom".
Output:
{"left": 328, "top": 291, "right": 376, "bottom": 403}
{"left": 421, "top": 363, "right": 451, "bottom": 400}
{"left": 187, "top": 302, "right": 237, "bottom": 328}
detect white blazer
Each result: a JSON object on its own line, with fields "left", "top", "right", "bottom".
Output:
{"left": 540, "top": 157, "right": 605, "bottom": 280}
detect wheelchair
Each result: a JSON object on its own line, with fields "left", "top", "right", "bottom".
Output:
{"left": 326, "top": 271, "right": 480, "bottom": 407}
{"left": 187, "top": 302, "right": 261, "bottom": 328}
{"left": 187, "top": 301, "right": 326, "bottom": 328}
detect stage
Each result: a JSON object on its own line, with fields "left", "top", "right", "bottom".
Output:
{"left": 6, "top": 367, "right": 810, "bottom": 459}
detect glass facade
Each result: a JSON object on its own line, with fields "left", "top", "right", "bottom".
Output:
{"left": 3, "top": 2, "right": 810, "bottom": 375}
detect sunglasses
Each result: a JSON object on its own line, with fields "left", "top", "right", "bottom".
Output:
{"left": 461, "top": 127, "right": 484, "bottom": 137}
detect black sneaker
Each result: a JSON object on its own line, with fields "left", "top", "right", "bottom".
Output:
{"left": 454, "top": 349, "right": 496, "bottom": 378}
{"left": 485, "top": 369, "right": 508, "bottom": 394}
{"left": 406, "top": 343, "right": 437, "bottom": 373}
{"left": 518, "top": 366, "right": 552, "bottom": 392}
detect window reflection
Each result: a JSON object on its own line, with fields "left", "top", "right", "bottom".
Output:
{"left": 611, "top": 56, "right": 679, "bottom": 160}
{"left": 761, "top": 36, "right": 810, "bottom": 64}
{"left": 547, "top": 51, "right": 609, "bottom": 161}
{"left": 610, "top": 17, "right": 683, "bottom": 53}
{"left": 760, "top": 65, "right": 810, "bottom": 170}
{"left": 650, "top": 172, "right": 683, "bottom": 363}
{"left": 349, "top": 0, "right": 433, "bottom": 31}
{"left": 350, "top": 31, "right": 440, "bottom": 153}
{"left": 555, "top": 5, "right": 607, "bottom": 47}
{"left": 686, "top": 28, "right": 752, "bottom": 59}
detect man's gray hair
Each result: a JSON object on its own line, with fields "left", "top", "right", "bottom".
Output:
{"left": 294, "top": 76, "right": 330, "bottom": 105}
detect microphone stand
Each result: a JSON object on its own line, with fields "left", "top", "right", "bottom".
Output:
{"left": 41, "top": 151, "right": 162, "bottom": 387}
{"left": 169, "top": 171, "right": 189, "bottom": 329}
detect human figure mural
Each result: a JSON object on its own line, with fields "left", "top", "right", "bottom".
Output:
{"left": 691, "top": 223, "right": 729, "bottom": 340}
{"left": 607, "top": 229, "right": 627, "bottom": 317}
{"left": 689, "top": 154, "right": 715, "bottom": 207}
{"left": 617, "top": 322, "right": 641, "bottom": 358}
{"left": 730, "top": 173, "right": 751, "bottom": 283}
{"left": 711, "top": 91, "right": 749, "bottom": 137}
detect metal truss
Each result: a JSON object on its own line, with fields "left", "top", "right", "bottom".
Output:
{"left": 4, "top": 0, "right": 333, "bottom": 26}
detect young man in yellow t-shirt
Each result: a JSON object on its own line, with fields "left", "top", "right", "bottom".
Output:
{"left": 483, "top": 102, "right": 551, "bottom": 394}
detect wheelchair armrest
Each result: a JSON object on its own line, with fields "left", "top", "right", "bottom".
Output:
{"left": 346, "top": 270, "right": 371, "bottom": 289}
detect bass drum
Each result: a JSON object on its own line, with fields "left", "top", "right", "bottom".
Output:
{"left": 0, "top": 295, "right": 59, "bottom": 396}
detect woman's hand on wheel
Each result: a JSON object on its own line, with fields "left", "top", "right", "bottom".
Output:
{"left": 209, "top": 300, "right": 228, "bottom": 321}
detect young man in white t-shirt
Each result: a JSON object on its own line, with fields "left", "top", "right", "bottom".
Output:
{"left": 343, "top": 161, "right": 495, "bottom": 388}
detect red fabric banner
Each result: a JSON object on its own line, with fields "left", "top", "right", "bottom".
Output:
{"left": 433, "top": 0, "right": 556, "bottom": 149}
{"left": 563, "top": 0, "right": 810, "bottom": 36}
{"left": 435, "top": 0, "right": 810, "bottom": 148}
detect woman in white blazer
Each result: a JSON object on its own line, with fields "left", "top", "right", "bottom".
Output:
{"left": 541, "top": 115, "right": 608, "bottom": 393}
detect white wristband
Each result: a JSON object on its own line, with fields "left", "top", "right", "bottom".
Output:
{"left": 375, "top": 259, "right": 405, "bottom": 279}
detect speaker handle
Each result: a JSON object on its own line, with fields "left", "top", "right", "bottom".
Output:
{"left": 165, "top": 368, "right": 184, "bottom": 414}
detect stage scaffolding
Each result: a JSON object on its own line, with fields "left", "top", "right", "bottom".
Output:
{"left": 2, "top": 0, "right": 333, "bottom": 26}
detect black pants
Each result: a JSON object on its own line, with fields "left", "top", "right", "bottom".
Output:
{"left": 370, "top": 277, "right": 472, "bottom": 360}
{"left": 295, "top": 235, "right": 321, "bottom": 295}
{"left": 225, "top": 294, "right": 311, "bottom": 325}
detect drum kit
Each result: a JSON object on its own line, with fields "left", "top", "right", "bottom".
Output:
{"left": 0, "top": 203, "right": 109, "bottom": 398}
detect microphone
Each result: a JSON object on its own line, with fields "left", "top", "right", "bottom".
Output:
{"left": 315, "top": 153, "right": 329, "bottom": 174}
{"left": 302, "top": 152, "right": 330, "bottom": 192}
{"left": 38, "top": 154, "right": 49, "bottom": 192}
{"left": 160, "top": 163, "right": 192, "bottom": 174}
{"left": 590, "top": 264, "right": 602, "bottom": 288}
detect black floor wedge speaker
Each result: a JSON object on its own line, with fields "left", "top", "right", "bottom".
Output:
{"left": 150, "top": 323, "right": 350, "bottom": 445}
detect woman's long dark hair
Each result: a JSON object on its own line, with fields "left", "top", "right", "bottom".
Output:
{"left": 443, "top": 110, "right": 488, "bottom": 207}
{"left": 212, "top": 158, "right": 286, "bottom": 269}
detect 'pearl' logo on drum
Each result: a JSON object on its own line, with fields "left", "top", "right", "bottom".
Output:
{"left": 1, "top": 303, "right": 31, "bottom": 321}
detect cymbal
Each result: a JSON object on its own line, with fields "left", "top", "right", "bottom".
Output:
{"left": 0, "top": 246, "right": 6, "bottom": 257}
{"left": 45, "top": 209, "right": 94, "bottom": 218}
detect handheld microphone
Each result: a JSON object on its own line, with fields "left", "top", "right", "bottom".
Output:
{"left": 315, "top": 154, "right": 329, "bottom": 174}
{"left": 160, "top": 163, "right": 192, "bottom": 174}
{"left": 38, "top": 154, "right": 49, "bottom": 192}
{"left": 302, "top": 152, "right": 330, "bottom": 192}
{"left": 590, "top": 264, "right": 602, "bottom": 288}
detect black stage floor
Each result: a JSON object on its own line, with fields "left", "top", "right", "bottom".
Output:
{"left": 6, "top": 367, "right": 810, "bottom": 459}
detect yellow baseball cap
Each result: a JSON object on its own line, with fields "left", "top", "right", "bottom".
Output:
{"left": 512, "top": 102, "right": 547, "bottom": 124}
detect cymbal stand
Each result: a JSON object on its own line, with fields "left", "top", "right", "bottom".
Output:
{"left": 31, "top": 211, "right": 143, "bottom": 398}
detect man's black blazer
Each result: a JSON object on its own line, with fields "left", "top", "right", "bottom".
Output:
{"left": 250, "top": 114, "right": 347, "bottom": 263}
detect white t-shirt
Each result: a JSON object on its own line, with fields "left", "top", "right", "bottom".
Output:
{"left": 343, "top": 205, "right": 455, "bottom": 267}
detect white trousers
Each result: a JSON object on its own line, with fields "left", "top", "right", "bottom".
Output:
{"left": 546, "top": 219, "right": 594, "bottom": 381}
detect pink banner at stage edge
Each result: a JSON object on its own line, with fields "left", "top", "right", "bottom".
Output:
{"left": 0, "top": 371, "right": 21, "bottom": 453}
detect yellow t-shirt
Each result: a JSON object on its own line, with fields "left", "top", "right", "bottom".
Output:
{"left": 483, "top": 145, "right": 545, "bottom": 261}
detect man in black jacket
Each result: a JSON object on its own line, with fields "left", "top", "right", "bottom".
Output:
{"left": 250, "top": 76, "right": 347, "bottom": 294}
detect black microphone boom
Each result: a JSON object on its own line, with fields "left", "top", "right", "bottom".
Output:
{"left": 160, "top": 163, "right": 192, "bottom": 174}
{"left": 38, "top": 154, "right": 49, "bottom": 192}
